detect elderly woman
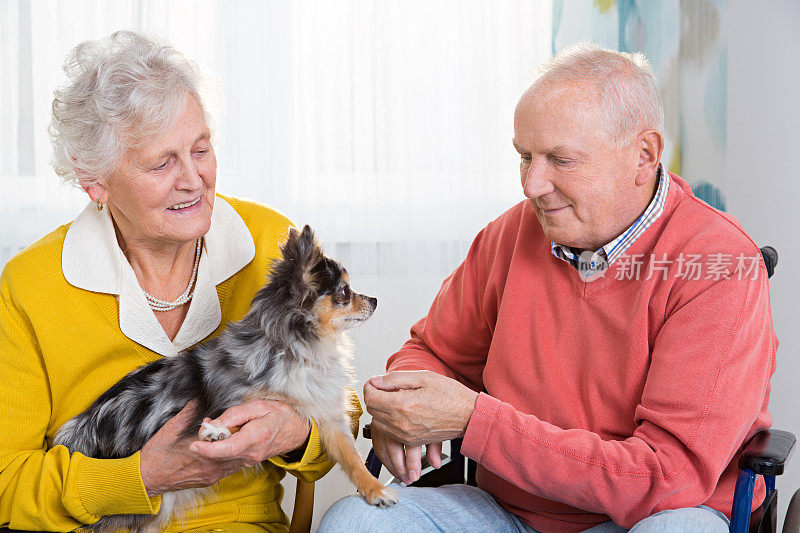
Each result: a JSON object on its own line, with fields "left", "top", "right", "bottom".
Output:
{"left": 0, "top": 31, "right": 355, "bottom": 531}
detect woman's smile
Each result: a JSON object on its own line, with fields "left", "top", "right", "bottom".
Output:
{"left": 167, "top": 196, "right": 203, "bottom": 213}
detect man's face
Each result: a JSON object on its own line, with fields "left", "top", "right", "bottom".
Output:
{"left": 513, "top": 83, "right": 644, "bottom": 251}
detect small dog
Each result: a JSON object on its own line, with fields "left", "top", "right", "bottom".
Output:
{"left": 55, "top": 225, "right": 397, "bottom": 532}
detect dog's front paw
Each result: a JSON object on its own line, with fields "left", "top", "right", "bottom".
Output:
{"left": 200, "top": 421, "right": 232, "bottom": 442}
{"left": 360, "top": 483, "right": 398, "bottom": 508}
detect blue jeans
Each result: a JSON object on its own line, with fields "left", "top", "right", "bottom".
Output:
{"left": 317, "top": 483, "right": 730, "bottom": 532}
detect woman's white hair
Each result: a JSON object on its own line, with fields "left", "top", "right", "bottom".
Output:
{"left": 50, "top": 30, "right": 219, "bottom": 187}
{"left": 534, "top": 42, "right": 665, "bottom": 148}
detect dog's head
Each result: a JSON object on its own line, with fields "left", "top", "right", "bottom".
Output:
{"left": 260, "top": 225, "right": 377, "bottom": 341}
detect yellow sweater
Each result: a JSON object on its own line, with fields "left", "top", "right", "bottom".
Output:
{"left": 0, "top": 195, "right": 360, "bottom": 532}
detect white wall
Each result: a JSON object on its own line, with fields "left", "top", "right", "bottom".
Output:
{"left": 726, "top": 0, "right": 800, "bottom": 528}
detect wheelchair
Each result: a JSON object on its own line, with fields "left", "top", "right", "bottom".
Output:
{"left": 364, "top": 247, "right": 800, "bottom": 533}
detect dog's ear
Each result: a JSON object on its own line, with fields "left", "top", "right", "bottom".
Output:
{"left": 279, "top": 225, "right": 323, "bottom": 307}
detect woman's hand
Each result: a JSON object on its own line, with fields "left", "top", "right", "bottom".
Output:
{"left": 140, "top": 401, "right": 242, "bottom": 496}
{"left": 139, "top": 399, "right": 311, "bottom": 497}
{"left": 190, "top": 399, "right": 311, "bottom": 463}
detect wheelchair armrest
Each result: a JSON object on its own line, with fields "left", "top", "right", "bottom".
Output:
{"left": 760, "top": 246, "right": 778, "bottom": 279}
{"left": 739, "top": 429, "right": 796, "bottom": 476}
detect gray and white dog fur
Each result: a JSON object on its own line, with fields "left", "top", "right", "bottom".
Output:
{"left": 55, "top": 225, "right": 397, "bottom": 532}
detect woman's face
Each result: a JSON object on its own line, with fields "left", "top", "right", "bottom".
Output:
{"left": 88, "top": 95, "right": 217, "bottom": 250}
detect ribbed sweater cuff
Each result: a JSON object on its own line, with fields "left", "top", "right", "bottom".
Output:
{"left": 269, "top": 418, "right": 326, "bottom": 470}
{"left": 72, "top": 451, "right": 160, "bottom": 517}
{"left": 461, "top": 392, "right": 501, "bottom": 463}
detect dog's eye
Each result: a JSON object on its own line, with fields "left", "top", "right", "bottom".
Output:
{"left": 339, "top": 286, "right": 351, "bottom": 301}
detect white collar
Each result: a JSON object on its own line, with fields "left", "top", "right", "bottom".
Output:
{"left": 63, "top": 196, "right": 255, "bottom": 357}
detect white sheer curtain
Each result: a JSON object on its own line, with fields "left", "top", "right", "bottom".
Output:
{"left": 0, "top": 0, "right": 551, "bottom": 275}
{"left": 287, "top": 0, "right": 552, "bottom": 276}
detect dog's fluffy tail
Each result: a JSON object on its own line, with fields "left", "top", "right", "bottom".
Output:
{"left": 53, "top": 415, "right": 91, "bottom": 454}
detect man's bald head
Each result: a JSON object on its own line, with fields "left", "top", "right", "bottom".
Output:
{"left": 528, "top": 42, "right": 664, "bottom": 149}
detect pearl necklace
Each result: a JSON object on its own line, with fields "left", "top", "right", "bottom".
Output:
{"left": 143, "top": 238, "right": 202, "bottom": 312}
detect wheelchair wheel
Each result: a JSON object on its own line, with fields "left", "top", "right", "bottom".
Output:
{"left": 784, "top": 488, "right": 800, "bottom": 533}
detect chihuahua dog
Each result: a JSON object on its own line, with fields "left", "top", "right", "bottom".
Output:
{"left": 55, "top": 225, "right": 397, "bottom": 532}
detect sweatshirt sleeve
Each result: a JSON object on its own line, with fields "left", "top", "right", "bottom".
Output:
{"left": 460, "top": 266, "right": 777, "bottom": 527}
{"left": 0, "top": 276, "right": 160, "bottom": 530}
{"left": 386, "top": 229, "right": 493, "bottom": 391}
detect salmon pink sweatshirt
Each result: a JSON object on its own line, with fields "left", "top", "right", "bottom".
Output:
{"left": 387, "top": 173, "right": 777, "bottom": 532}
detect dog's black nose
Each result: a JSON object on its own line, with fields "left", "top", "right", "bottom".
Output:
{"left": 367, "top": 297, "right": 377, "bottom": 309}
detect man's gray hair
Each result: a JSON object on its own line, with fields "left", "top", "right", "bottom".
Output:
{"left": 49, "top": 30, "right": 217, "bottom": 187}
{"left": 535, "top": 42, "right": 665, "bottom": 148}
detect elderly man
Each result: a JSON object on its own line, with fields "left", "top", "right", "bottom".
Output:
{"left": 319, "top": 43, "right": 776, "bottom": 532}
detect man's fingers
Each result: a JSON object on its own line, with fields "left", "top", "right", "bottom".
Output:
{"left": 368, "top": 371, "right": 427, "bottom": 391}
{"left": 426, "top": 442, "right": 443, "bottom": 469}
{"left": 369, "top": 419, "right": 404, "bottom": 447}
{"left": 373, "top": 430, "right": 402, "bottom": 480}
{"left": 364, "top": 381, "right": 419, "bottom": 422}
{"left": 371, "top": 432, "right": 392, "bottom": 477}
{"left": 385, "top": 437, "right": 408, "bottom": 482}
{"left": 362, "top": 381, "right": 381, "bottom": 410}
{"left": 404, "top": 444, "right": 422, "bottom": 484}
{"left": 363, "top": 384, "right": 403, "bottom": 420}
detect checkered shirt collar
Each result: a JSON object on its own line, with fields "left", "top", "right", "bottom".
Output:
{"left": 550, "top": 164, "right": 669, "bottom": 269}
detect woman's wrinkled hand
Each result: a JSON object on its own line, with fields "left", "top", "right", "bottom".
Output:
{"left": 190, "top": 398, "right": 311, "bottom": 463}
{"left": 139, "top": 399, "right": 310, "bottom": 497}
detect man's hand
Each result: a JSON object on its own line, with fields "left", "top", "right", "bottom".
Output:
{"left": 139, "top": 399, "right": 310, "bottom": 497}
{"left": 370, "top": 424, "right": 442, "bottom": 485}
{"left": 364, "top": 370, "right": 478, "bottom": 484}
